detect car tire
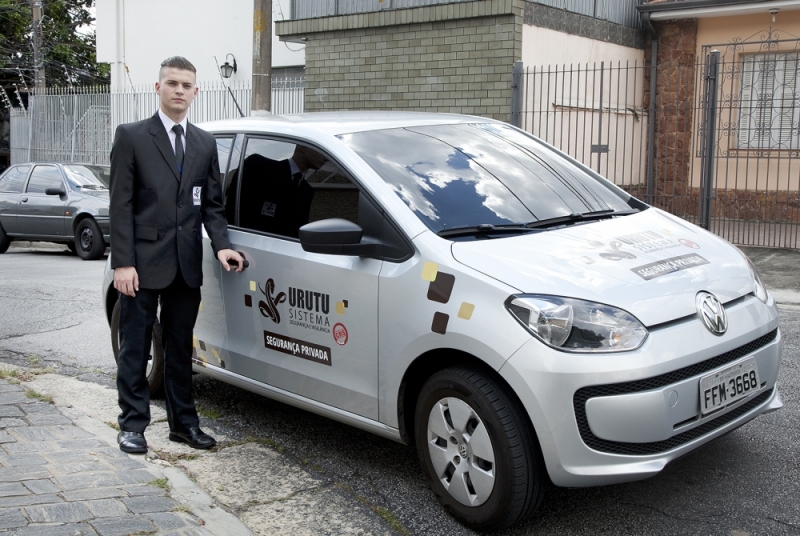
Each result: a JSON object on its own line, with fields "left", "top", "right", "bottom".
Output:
{"left": 110, "top": 299, "right": 165, "bottom": 398}
{"left": 0, "top": 223, "right": 10, "bottom": 254}
{"left": 74, "top": 218, "right": 106, "bottom": 260}
{"left": 414, "top": 366, "right": 546, "bottom": 532}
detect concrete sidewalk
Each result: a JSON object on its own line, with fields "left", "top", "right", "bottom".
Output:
{"left": 0, "top": 375, "right": 253, "bottom": 536}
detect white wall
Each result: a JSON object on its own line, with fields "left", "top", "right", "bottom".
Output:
{"left": 96, "top": 0, "right": 304, "bottom": 91}
{"left": 522, "top": 25, "right": 644, "bottom": 68}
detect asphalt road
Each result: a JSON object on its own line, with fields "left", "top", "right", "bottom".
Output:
{"left": 0, "top": 242, "right": 798, "bottom": 535}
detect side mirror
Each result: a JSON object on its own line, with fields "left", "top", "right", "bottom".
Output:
{"left": 45, "top": 187, "right": 67, "bottom": 197}
{"left": 299, "top": 218, "right": 380, "bottom": 256}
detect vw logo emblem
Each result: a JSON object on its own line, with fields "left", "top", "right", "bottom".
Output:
{"left": 696, "top": 292, "right": 727, "bottom": 335}
{"left": 459, "top": 443, "right": 468, "bottom": 458}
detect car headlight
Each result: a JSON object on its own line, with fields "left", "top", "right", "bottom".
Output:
{"left": 745, "top": 258, "right": 769, "bottom": 303}
{"left": 506, "top": 295, "right": 648, "bottom": 353}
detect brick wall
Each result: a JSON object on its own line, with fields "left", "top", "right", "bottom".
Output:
{"left": 276, "top": 0, "right": 524, "bottom": 120}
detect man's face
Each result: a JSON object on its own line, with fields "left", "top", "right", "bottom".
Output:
{"left": 155, "top": 67, "right": 198, "bottom": 117}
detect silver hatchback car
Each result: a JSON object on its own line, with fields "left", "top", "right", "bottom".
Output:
{"left": 102, "top": 112, "right": 782, "bottom": 531}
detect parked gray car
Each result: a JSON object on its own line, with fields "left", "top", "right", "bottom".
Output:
{"left": 0, "top": 162, "right": 110, "bottom": 260}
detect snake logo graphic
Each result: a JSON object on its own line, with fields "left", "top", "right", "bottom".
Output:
{"left": 259, "top": 279, "right": 286, "bottom": 324}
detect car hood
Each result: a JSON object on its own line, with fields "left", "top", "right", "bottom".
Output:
{"left": 80, "top": 190, "right": 109, "bottom": 201}
{"left": 450, "top": 208, "right": 754, "bottom": 327}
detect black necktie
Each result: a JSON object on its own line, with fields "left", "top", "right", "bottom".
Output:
{"left": 292, "top": 172, "right": 303, "bottom": 186}
{"left": 172, "top": 124, "right": 184, "bottom": 174}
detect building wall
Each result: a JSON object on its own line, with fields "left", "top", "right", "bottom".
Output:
{"left": 276, "top": 0, "right": 524, "bottom": 120}
{"left": 96, "top": 0, "right": 304, "bottom": 91}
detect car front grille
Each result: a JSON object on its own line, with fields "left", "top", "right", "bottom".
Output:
{"left": 573, "top": 328, "right": 777, "bottom": 456}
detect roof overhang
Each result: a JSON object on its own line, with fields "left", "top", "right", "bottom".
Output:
{"left": 638, "top": 0, "right": 800, "bottom": 21}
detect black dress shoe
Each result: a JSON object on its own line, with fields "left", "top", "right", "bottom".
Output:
{"left": 117, "top": 431, "right": 147, "bottom": 454}
{"left": 169, "top": 426, "right": 216, "bottom": 449}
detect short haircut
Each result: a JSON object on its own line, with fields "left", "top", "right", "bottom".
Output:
{"left": 159, "top": 56, "right": 197, "bottom": 80}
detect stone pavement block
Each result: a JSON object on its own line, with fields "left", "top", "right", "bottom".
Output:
{"left": 0, "top": 466, "right": 51, "bottom": 482}
{"left": 23, "top": 479, "right": 60, "bottom": 494}
{"left": 25, "top": 501, "right": 93, "bottom": 523}
{"left": 25, "top": 413, "right": 72, "bottom": 426}
{"left": 53, "top": 461, "right": 105, "bottom": 476}
{"left": 45, "top": 451, "right": 96, "bottom": 464}
{"left": 1, "top": 453, "right": 46, "bottom": 467}
{"left": 0, "top": 406, "right": 24, "bottom": 417}
{"left": 0, "top": 493, "right": 62, "bottom": 507}
{"left": 21, "top": 403, "right": 60, "bottom": 414}
{"left": 90, "top": 515, "right": 156, "bottom": 536}
{"left": 0, "top": 482, "right": 28, "bottom": 497}
{"left": 121, "top": 495, "right": 178, "bottom": 514}
{"left": 122, "top": 484, "right": 167, "bottom": 497}
{"left": 0, "top": 382, "right": 23, "bottom": 392}
{"left": 147, "top": 511, "right": 190, "bottom": 530}
{"left": 61, "top": 488, "right": 128, "bottom": 502}
{"left": 0, "top": 430, "right": 17, "bottom": 444}
{"left": 105, "top": 457, "right": 147, "bottom": 470}
{"left": 116, "top": 469, "right": 154, "bottom": 485}
{"left": 11, "top": 427, "right": 61, "bottom": 441}
{"left": 93, "top": 447, "right": 128, "bottom": 459}
{"left": 56, "top": 472, "right": 125, "bottom": 491}
{"left": 0, "top": 417, "right": 27, "bottom": 427}
{"left": 0, "top": 507, "right": 27, "bottom": 530}
{"left": 15, "top": 523, "right": 99, "bottom": 535}
{"left": 49, "top": 424, "right": 95, "bottom": 438}
{"left": 0, "top": 393, "right": 32, "bottom": 404}
{"left": 2, "top": 441, "right": 52, "bottom": 454}
{"left": 56, "top": 439, "right": 107, "bottom": 450}
{"left": 86, "top": 498, "right": 129, "bottom": 518}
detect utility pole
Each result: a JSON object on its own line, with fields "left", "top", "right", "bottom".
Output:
{"left": 31, "top": 0, "right": 46, "bottom": 93}
{"left": 252, "top": 0, "right": 272, "bottom": 112}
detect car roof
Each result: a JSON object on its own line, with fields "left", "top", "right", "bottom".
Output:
{"left": 198, "top": 111, "right": 499, "bottom": 136}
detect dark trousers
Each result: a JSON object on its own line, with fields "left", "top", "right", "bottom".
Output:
{"left": 117, "top": 271, "right": 201, "bottom": 434}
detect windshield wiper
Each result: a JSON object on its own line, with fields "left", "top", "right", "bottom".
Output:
{"left": 437, "top": 224, "right": 543, "bottom": 239}
{"left": 525, "top": 209, "right": 639, "bottom": 230}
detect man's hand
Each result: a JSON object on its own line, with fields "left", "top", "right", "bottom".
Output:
{"left": 114, "top": 266, "right": 139, "bottom": 297}
{"left": 217, "top": 249, "right": 244, "bottom": 272}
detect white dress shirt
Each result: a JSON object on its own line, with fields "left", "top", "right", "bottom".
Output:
{"left": 158, "top": 109, "right": 188, "bottom": 153}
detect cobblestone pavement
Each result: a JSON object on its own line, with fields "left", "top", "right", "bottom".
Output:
{"left": 0, "top": 378, "right": 238, "bottom": 536}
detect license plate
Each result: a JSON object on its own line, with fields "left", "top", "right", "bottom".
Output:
{"left": 699, "top": 358, "right": 760, "bottom": 415}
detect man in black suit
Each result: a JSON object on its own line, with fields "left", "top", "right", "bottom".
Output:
{"left": 239, "top": 145, "right": 326, "bottom": 237}
{"left": 110, "top": 56, "right": 244, "bottom": 454}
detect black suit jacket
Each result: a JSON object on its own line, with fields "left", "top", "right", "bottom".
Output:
{"left": 109, "top": 113, "right": 232, "bottom": 289}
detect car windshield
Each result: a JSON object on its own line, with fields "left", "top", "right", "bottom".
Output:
{"left": 339, "top": 123, "right": 634, "bottom": 236}
{"left": 63, "top": 165, "right": 110, "bottom": 190}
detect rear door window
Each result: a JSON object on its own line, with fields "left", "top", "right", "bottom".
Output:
{"left": 0, "top": 165, "right": 30, "bottom": 193}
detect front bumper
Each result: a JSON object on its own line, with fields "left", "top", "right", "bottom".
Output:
{"left": 499, "top": 294, "right": 782, "bottom": 487}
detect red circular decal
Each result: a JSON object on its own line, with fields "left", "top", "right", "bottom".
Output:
{"left": 679, "top": 239, "right": 700, "bottom": 249}
{"left": 333, "top": 323, "right": 348, "bottom": 346}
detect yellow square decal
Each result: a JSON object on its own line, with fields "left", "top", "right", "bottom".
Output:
{"left": 198, "top": 301, "right": 204, "bottom": 311}
{"left": 336, "top": 301, "right": 346, "bottom": 315}
{"left": 192, "top": 336, "right": 199, "bottom": 349}
{"left": 211, "top": 348, "right": 219, "bottom": 359}
{"left": 249, "top": 281, "right": 257, "bottom": 292}
{"left": 458, "top": 302, "right": 475, "bottom": 320}
{"left": 422, "top": 262, "right": 439, "bottom": 282}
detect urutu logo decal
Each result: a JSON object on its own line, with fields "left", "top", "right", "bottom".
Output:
{"left": 289, "top": 286, "right": 334, "bottom": 333}
{"left": 258, "top": 279, "right": 286, "bottom": 324}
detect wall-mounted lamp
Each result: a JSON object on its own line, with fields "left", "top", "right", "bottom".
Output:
{"left": 220, "top": 54, "right": 237, "bottom": 78}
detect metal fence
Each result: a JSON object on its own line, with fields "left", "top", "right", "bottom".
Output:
{"left": 291, "top": 0, "right": 641, "bottom": 27}
{"left": 10, "top": 77, "right": 305, "bottom": 166}
{"left": 511, "top": 49, "right": 800, "bottom": 248}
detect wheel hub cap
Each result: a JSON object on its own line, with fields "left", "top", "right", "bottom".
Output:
{"left": 426, "top": 397, "right": 496, "bottom": 507}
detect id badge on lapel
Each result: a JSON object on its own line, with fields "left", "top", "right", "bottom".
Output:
{"left": 193, "top": 186, "right": 202, "bottom": 206}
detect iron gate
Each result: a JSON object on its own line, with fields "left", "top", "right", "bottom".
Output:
{"left": 512, "top": 30, "right": 800, "bottom": 249}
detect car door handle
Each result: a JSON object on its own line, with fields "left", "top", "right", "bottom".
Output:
{"left": 20, "top": 198, "right": 28, "bottom": 203}
{"left": 227, "top": 250, "right": 249, "bottom": 270}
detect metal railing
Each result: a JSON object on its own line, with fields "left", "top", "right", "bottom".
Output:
{"left": 10, "top": 77, "right": 306, "bottom": 166}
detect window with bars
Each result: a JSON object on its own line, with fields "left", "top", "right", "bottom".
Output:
{"left": 738, "top": 53, "right": 800, "bottom": 149}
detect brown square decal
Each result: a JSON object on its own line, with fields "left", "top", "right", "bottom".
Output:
{"left": 427, "top": 272, "right": 455, "bottom": 304}
{"left": 431, "top": 312, "right": 449, "bottom": 334}
{"left": 245, "top": 294, "right": 252, "bottom": 307}
{"left": 199, "top": 340, "right": 207, "bottom": 351}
